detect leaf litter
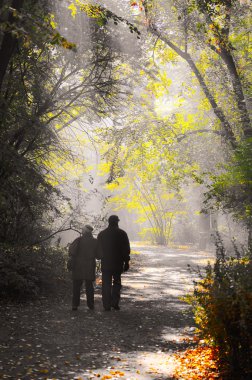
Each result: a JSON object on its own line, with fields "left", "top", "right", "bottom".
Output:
{"left": 0, "top": 245, "right": 218, "bottom": 380}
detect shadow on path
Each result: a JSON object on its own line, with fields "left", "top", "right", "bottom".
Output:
{"left": 0, "top": 245, "right": 214, "bottom": 380}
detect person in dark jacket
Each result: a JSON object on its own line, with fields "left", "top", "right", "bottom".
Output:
{"left": 97, "top": 215, "right": 130, "bottom": 311}
{"left": 69, "top": 225, "right": 98, "bottom": 311}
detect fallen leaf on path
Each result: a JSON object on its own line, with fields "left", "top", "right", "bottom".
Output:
{"left": 110, "top": 370, "right": 125, "bottom": 376}
{"left": 39, "top": 368, "right": 49, "bottom": 373}
{"left": 172, "top": 346, "right": 221, "bottom": 379}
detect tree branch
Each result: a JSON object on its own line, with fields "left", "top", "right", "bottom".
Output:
{"left": 177, "top": 129, "right": 224, "bottom": 142}
{"left": 149, "top": 25, "right": 237, "bottom": 149}
{"left": 31, "top": 225, "right": 81, "bottom": 246}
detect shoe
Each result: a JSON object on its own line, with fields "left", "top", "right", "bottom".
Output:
{"left": 112, "top": 305, "right": 120, "bottom": 310}
{"left": 88, "top": 305, "right": 94, "bottom": 310}
{"left": 104, "top": 307, "right": 111, "bottom": 311}
{"left": 72, "top": 307, "right": 78, "bottom": 311}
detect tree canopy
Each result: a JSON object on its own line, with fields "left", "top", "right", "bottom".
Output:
{"left": 0, "top": 0, "right": 251, "bottom": 246}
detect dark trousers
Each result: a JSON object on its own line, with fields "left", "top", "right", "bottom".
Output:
{"left": 102, "top": 271, "right": 122, "bottom": 310}
{"left": 72, "top": 279, "right": 94, "bottom": 309}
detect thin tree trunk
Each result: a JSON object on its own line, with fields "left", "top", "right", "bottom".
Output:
{"left": 248, "top": 225, "right": 252, "bottom": 251}
{"left": 196, "top": 0, "right": 251, "bottom": 139}
{"left": 220, "top": 48, "right": 252, "bottom": 138}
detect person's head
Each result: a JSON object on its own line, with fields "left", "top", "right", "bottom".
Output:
{"left": 82, "top": 224, "right": 93, "bottom": 235}
{"left": 108, "top": 215, "right": 120, "bottom": 227}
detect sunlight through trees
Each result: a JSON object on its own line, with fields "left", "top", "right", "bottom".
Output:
{"left": 0, "top": 1, "right": 251, "bottom": 378}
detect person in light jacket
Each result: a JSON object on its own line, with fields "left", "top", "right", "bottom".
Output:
{"left": 69, "top": 225, "right": 98, "bottom": 311}
{"left": 97, "top": 215, "right": 130, "bottom": 311}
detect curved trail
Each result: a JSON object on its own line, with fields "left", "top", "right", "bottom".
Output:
{"left": 0, "top": 245, "right": 213, "bottom": 380}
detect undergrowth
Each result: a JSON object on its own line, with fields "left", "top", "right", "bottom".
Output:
{"left": 0, "top": 244, "right": 69, "bottom": 300}
{"left": 185, "top": 235, "right": 252, "bottom": 379}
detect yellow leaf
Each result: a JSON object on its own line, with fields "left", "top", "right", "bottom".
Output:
{"left": 68, "top": 3, "right": 77, "bottom": 17}
{"left": 39, "top": 369, "right": 49, "bottom": 374}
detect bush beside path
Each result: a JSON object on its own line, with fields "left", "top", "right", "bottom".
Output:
{"left": 0, "top": 245, "right": 213, "bottom": 380}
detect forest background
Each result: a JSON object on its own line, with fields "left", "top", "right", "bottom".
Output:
{"left": 0, "top": 0, "right": 251, "bottom": 378}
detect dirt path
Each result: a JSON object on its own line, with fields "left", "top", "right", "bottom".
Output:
{"left": 0, "top": 245, "right": 213, "bottom": 380}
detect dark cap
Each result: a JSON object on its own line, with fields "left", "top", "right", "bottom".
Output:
{"left": 108, "top": 215, "right": 120, "bottom": 223}
{"left": 85, "top": 224, "right": 93, "bottom": 231}
{"left": 82, "top": 224, "right": 93, "bottom": 233}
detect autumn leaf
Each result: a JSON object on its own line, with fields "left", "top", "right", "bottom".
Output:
{"left": 39, "top": 369, "right": 49, "bottom": 374}
{"left": 172, "top": 346, "right": 221, "bottom": 380}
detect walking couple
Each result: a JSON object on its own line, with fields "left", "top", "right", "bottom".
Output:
{"left": 68, "top": 215, "right": 130, "bottom": 311}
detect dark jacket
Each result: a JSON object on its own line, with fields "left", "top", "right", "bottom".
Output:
{"left": 97, "top": 226, "right": 130, "bottom": 273}
{"left": 70, "top": 233, "right": 98, "bottom": 280}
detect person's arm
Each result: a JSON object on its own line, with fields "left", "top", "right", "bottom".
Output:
{"left": 123, "top": 232, "right": 130, "bottom": 271}
{"left": 69, "top": 237, "right": 81, "bottom": 257}
{"left": 95, "top": 233, "right": 103, "bottom": 260}
{"left": 67, "top": 237, "right": 80, "bottom": 271}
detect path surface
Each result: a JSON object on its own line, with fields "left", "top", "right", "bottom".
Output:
{"left": 0, "top": 245, "right": 213, "bottom": 380}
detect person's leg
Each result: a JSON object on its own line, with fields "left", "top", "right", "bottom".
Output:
{"left": 85, "top": 280, "right": 94, "bottom": 309}
{"left": 111, "top": 273, "right": 122, "bottom": 309}
{"left": 102, "top": 271, "right": 112, "bottom": 310}
{"left": 72, "top": 280, "right": 83, "bottom": 309}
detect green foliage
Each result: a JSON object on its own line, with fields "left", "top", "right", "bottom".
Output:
{"left": 204, "top": 138, "right": 252, "bottom": 226}
{"left": 106, "top": 175, "right": 184, "bottom": 245}
{"left": 0, "top": 0, "right": 124, "bottom": 246}
{"left": 93, "top": 0, "right": 251, "bottom": 249}
{"left": 0, "top": 245, "right": 69, "bottom": 300}
{"left": 99, "top": 112, "right": 192, "bottom": 245}
{"left": 0, "top": 1, "right": 68, "bottom": 244}
{"left": 0, "top": 1, "right": 76, "bottom": 50}
{"left": 186, "top": 237, "right": 252, "bottom": 377}
{"left": 69, "top": 1, "right": 141, "bottom": 37}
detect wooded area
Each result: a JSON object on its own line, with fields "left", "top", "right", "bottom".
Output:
{"left": 0, "top": 0, "right": 251, "bottom": 378}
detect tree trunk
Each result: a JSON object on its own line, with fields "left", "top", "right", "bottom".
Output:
{"left": 248, "top": 225, "right": 252, "bottom": 251}
{"left": 220, "top": 48, "right": 252, "bottom": 138}
{"left": 197, "top": 0, "right": 251, "bottom": 139}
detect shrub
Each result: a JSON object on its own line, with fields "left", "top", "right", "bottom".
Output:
{"left": 0, "top": 244, "right": 69, "bottom": 300}
{"left": 187, "top": 237, "right": 252, "bottom": 379}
